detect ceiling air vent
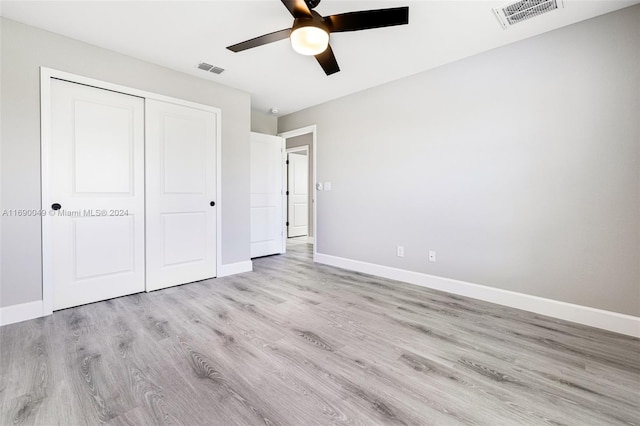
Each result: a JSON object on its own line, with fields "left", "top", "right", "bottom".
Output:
{"left": 197, "top": 62, "right": 225, "bottom": 75}
{"left": 493, "top": 0, "right": 563, "bottom": 29}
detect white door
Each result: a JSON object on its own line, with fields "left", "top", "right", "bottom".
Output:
{"left": 250, "top": 132, "right": 285, "bottom": 258}
{"left": 145, "top": 100, "right": 218, "bottom": 291}
{"left": 287, "top": 152, "right": 309, "bottom": 237}
{"left": 49, "top": 79, "right": 145, "bottom": 310}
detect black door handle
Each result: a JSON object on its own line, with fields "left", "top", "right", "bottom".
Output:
{"left": 51, "top": 203, "right": 62, "bottom": 211}
{"left": 210, "top": 201, "right": 216, "bottom": 207}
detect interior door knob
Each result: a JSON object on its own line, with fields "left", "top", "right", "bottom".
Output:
{"left": 51, "top": 203, "right": 62, "bottom": 210}
{"left": 210, "top": 201, "right": 215, "bottom": 207}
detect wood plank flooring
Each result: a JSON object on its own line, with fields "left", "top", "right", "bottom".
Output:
{"left": 1, "top": 243, "right": 639, "bottom": 425}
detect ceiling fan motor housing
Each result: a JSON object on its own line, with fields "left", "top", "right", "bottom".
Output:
{"left": 292, "top": 10, "right": 328, "bottom": 33}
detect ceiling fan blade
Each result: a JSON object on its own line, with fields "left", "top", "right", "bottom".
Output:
{"left": 280, "top": 0, "right": 313, "bottom": 18}
{"left": 227, "top": 28, "right": 291, "bottom": 52}
{"left": 315, "top": 44, "right": 340, "bottom": 76}
{"left": 324, "top": 7, "right": 409, "bottom": 33}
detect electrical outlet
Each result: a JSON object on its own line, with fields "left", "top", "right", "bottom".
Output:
{"left": 324, "top": 182, "right": 332, "bottom": 191}
{"left": 316, "top": 182, "right": 323, "bottom": 191}
{"left": 429, "top": 250, "right": 436, "bottom": 262}
{"left": 396, "top": 246, "right": 404, "bottom": 257}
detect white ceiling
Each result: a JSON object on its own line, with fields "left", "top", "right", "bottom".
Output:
{"left": 2, "top": 0, "right": 638, "bottom": 116}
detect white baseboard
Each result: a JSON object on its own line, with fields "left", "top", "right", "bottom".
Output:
{"left": 1, "top": 261, "right": 254, "bottom": 327}
{"left": 218, "top": 260, "right": 253, "bottom": 277}
{"left": 0, "top": 300, "right": 44, "bottom": 326}
{"left": 314, "top": 253, "right": 640, "bottom": 338}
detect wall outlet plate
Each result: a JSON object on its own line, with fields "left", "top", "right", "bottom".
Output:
{"left": 429, "top": 250, "right": 436, "bottom": 262}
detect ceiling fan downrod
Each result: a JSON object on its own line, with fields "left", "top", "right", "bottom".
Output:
{"left": 305, "top": 0, "right": 321, "bottom": 10}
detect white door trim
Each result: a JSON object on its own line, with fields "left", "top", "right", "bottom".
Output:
{"left": 281, "top": 139, "right": 287, "bottom": 254}
{"left": 279, "top": 125, "right": 317, "bottom": 258}
{"left": 286, "top": 146, "right": 309, "bottom": 155}
{"left": 40, "top": 67, "right": 222, "bottom": 316}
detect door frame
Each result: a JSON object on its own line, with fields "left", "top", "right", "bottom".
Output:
{"left": 278, "top": 125, "right": 317, "bottom": 259}
{"left": 40, "top": 67, "right": 222, "bottom": 316}
{"left": 280, "top": 139, "right": 288, "bottom": 254}
{"left": 285, "top": 145, "right": 310, "bottom": 239}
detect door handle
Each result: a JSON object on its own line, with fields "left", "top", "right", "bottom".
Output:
{"left": 51, "top": 203, "right": 62, "bottom": 211}
{"left": 210, "top": 201, "right": 216, "bottom": 207}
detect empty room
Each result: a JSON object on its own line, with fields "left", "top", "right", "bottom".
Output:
{"left": 1, "top": 1, "right": 639, "bottom": 425}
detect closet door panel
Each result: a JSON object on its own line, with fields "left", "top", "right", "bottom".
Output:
{"left": 49, "top": 79, "right": 145, "bottom": 310}
{"left": 145, "top": 100, "right": 217, "bottom": 291}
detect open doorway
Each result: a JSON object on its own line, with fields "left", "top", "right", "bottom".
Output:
{"left": 280, "top": 127, "right": 316, "bottom": 249}
{"left": 286, "top": 146, "right": 309, "bottom": 239}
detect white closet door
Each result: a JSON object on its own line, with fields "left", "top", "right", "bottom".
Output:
{"left": 50, "top": 79, "right": 145, "bottom": 310}
{"left": 145, "top": 99, "right": 217, "bottom": 291}
{"left": 287, "top": 152, "right": 309, "bottom": 237}
{"left": 250, "top": 132, "right": 285, "bottom": 258}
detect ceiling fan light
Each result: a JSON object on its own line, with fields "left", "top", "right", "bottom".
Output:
{"left": 290, "top": 25, "right": 329, "bottom": 56}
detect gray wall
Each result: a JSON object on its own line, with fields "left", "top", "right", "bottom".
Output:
{"left": 286, "top": 133, "right": 314, "bottom": 238}
{"left": 279, "top": 6, "right": 640, "bottom": 316}
{"left": 251, "top": 110, "right": 278, "bottom": 135}
{"left": 0, "top": 18, "right": 251, "bottom": 307}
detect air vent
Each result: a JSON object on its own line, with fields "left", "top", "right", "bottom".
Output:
{"left": 493, "top": 0, "right": 563, "bottom": 29}
{"left": 197, "top": 62, "right": 225, "bottom": 75}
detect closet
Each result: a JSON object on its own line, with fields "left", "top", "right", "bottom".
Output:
{"left": 44, "top": 75, "right": 219, "bottom": 310}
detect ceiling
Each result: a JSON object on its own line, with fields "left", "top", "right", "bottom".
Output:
{"left": 2, "top": 0, "right": 638, "bottom": 116}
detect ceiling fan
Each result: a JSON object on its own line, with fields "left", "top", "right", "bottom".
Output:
{"left": 226, "top": 0, "right": 409, "bottom": 76}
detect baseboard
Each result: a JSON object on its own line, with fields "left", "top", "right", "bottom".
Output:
{"left": 0, "top": 262, "right": 254, "bottom": 326}
{"left": 0, "top": 300, "right": 44, "bottom": 327}
{"left": 218, "top": 260, "right": 253, "bottom": 277}
{"left": 314, "top": 253, "right": 640, "bottom": 338}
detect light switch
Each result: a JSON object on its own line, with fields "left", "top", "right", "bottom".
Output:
{"left": 324, "top": 182, "right": 332, "bottom": 191}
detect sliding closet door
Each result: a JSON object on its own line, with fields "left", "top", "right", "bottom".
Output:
{"left": 49, "top": 79, "right": 145, "bottom": 310}
{"left": 145, "top": 100, "right": 218, "bottom": 291}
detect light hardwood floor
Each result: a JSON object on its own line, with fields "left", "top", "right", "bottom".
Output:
{"left": 1, "top": 243, "right": 639, "bottom": 425}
